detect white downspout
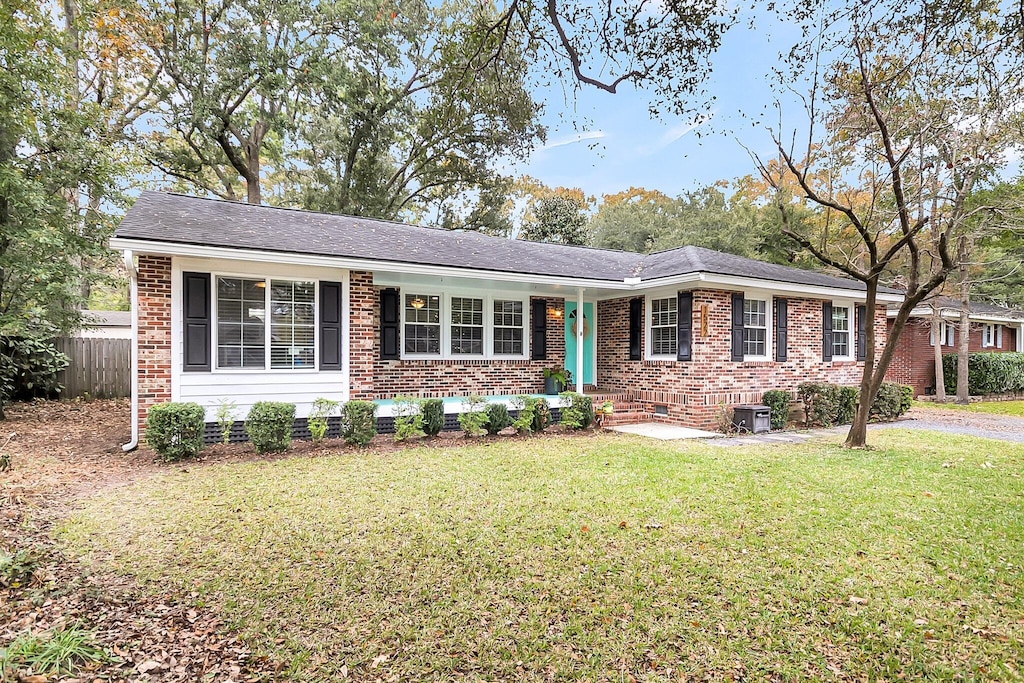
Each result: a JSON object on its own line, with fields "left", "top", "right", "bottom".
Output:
{"left": 1018, "top": 323, "right": 1024, "bottom": 352}
{"left": 122, "top": 250, "right": 139, "bottom": 452}
{"left": 576, "top": 287, "right": 584, "bottom": 394}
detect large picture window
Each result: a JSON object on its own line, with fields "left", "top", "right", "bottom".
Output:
{"left": 493, "top": 300, "right": 524, "bottom": 355}
{"left": 216, "top": 277, "right": 316, "bottom": 369}
{"left": 743, "top": 299, "right": 768, "bottom": 357}
{"left": 832, "top": 305, "right": 851, "bottom": 357}
{"left": 404, "top": 294, "right": 441, "bottom": 354}
{"left": 451, "top": 297, "right": 484, "bottom": 355}
{"left": 650, "top": 297, "right": 677, "bottom": 356}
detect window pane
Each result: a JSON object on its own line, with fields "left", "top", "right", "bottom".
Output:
{"left": 493, "top": 300, "right": 524, "bottom": 355}
{"left": 742, "top": 298, "right": 768, "bottom": 357}
{"left": 744, "top": 327, "right": 767, "bottom": 356}
{"left": 493, "top": 327, "right": 523, "bottom": 355}
{"left": 404, "top": 294, "right": 441, "bottom": 355}
{"left": 744, "top": 299, "right": 766, "bottom": 328}
{"left": 652, "top": 326, "right": 677, "bottom": 356}
{"left": 650, "top": 298, "right": 677, "bottom": 355}
{"left": 451, "top": 297, "right": 484, "bottom": 355}
{"left": 217, "top": 277, "right": 265, "bottom": 368}
{"left": 270, "top": 280, "right": 315, "bottom": 369}
{"left": 832, "top": 306, "right": 850, "bottom": 357}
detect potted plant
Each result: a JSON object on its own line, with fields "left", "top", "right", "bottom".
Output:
{"left": 543, "top": 367, "right": 571, "bottom": 395}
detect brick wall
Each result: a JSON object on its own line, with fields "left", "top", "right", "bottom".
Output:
{"left": 348, "top": 271, "right": 375, "bottom": 399}
{"left": 597, "top": 290, "right": 888, "bottom": 429}
{"left": 886, "top": 317, "right": 1021, "bottom": 395}
{"left": 364, "top": 288, "right": 566, "bottom": 399}
{"left": 136, "top": 255, "right": 172, "bottom": 435}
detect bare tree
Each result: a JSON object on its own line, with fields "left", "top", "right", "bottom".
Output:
{"left": 752, "top": 0, "right": 1024, "bottom": 447}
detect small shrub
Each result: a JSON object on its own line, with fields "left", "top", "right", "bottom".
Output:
{"left": 392, "top": 395, "right": 425, "bottom": 441}
{"left": 458, "top": 395, "right": 489, "bottom": 437}
{"left": 531, "top": 397, "right": 552, "bottom": 432}
{"left": 836, "top": 386, "right": 858, "bottom": 425}
{"left": 0, "top": 549, "right": 40, "bottom": 589}
{"left": 715, "top": 402, "right": 738, "bottom": 434}
{"left": 421, "top": 398, "right": 445, "bottom": 436}
{"left": 0, "top": 625, "right": 107, "bottom": 677}
{"left": 761, "top": 390, "right": 791, "bottom": 431}
{"left": 559, "top": 392, "right": 594, "bottom": 430}
{"left": 871, "top": 382, "right": 913, "bottom": 421}
{"left": 798, "top": 382, "right": 840, "bottom": 427}
{"left": 340, "top": 400, "right": 377, "bottom": 446}
{"left": 511, "top": 395, "right": 537, "bottom": 433}
{"left": 245, "top": 402, "right": 295, "bottom": 453}
{"left": 145, "top": 402, "right": 205, "bottom": 462}
{"left": 307, "top": 397, "right": 339, "bottom": 443}
{"left": 485, "top": 403, "right": 513, "bottom": 435}
{"left": 213, "top": 398, "right": 237, "bottom": 445}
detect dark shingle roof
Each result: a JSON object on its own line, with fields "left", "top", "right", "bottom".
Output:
{"left": 113, "top": 191, "right": 891, "bottom": 293}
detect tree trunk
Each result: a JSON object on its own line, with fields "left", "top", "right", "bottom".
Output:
{"left": 956, "top": 283, "right": 970, "bottom": 404}
{"left": 932, "top": 306, "right": 946, "bottom": 401}
{"left": 246, "top": 157, "right": 261, "bottom": 204}
{"left": 846, "top": 282, "right": 879, "bottom": 448}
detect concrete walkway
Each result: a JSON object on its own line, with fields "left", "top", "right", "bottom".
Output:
{"left": 608, "top": 423, "right": 720, "bottom": 440}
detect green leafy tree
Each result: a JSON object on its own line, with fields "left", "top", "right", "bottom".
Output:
{"left": 519, "top": 195, "right": 590, "bottom": 245}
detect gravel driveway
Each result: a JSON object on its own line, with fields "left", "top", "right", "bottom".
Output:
{"left": 873, "top": 406, "right": 1024, "bottom": 443}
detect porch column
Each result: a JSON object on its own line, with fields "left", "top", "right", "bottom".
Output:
{"left": 576, "top": 287, "right": 584, "bottom": 394}
{"left": 1019, "top": 323, "right": 1024, "bottom": 352}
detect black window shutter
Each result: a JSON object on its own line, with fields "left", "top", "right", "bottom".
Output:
{"left": 677, "top": 292, "right": 693, "bottom": 361}
{"left": 380, "top": 288, "right": 400, "bottom": 360}
{"left": 319, "top": 281, "right": 343, "bottom": 370}
{"left": 822, "top": 301, "right": 833, "bottom": 361}
{"left": 731, "top": 293, "right": 745, "bottom": 362}
{"left": 856, "top": 304, "right": 867, "bottom": 361}
{"left": 628, "top": 298, "right": 642, "bottom": 361}
{"left": 531, "top": 299, "right": 547, "bottom": 360}
{"left": 775, "top": 298, "right": 788, "bottom": 362}
{"left": 183, "top": 272, "right": 211, "bottom": 372}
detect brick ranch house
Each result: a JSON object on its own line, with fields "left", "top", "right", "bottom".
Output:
{"left": 885, "top": 297, "right": 1024, "bottom": 396}
{"left": 110, "top": 192, "right": 903, "bottom": 447}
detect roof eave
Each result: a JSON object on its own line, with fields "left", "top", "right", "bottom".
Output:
{"left": 634, "top": 271, "right": 903, "bottom": 302}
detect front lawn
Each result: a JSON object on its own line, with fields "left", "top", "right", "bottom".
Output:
{"left": 62, "top": 431, "right": 1024, "bottom": 680}
{"left": 915, "top": 399, "right": 1024, "bottom": 417}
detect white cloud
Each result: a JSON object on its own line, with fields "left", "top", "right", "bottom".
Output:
{"left": 657, "top": 109, "right": 717, "bottom": 148}
{"left": 538, "top": 130, "right": 607, "bottom": 152}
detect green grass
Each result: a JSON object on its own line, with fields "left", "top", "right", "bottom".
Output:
{"left": 62, "top": 432, "right": 1024, "bottom": 680}
{"left": 914, "top": 399, "right": 1024, "bottom": 417}
{"left": 0, "top": 625, "right": 108, "bottom": 677}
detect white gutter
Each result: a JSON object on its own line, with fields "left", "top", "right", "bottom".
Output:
{"left": 888, "top": 305, "right": 1024, "bottom": 325}
{"left": 122, "top": 250, "right": 139, "bottom": 452}
{"left": 575, "top": 287, "right": 584, "bottom": 394}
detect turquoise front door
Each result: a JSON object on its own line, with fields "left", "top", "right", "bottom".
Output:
{"left": 564, "top": 302, "right": 594, "bottom": 386}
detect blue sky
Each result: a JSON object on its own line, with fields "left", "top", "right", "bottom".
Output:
{"left": 511, "top": 10, "right": 806, "bottom": 200}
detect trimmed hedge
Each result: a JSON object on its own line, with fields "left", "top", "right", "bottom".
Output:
{"left": 942, "top": 352, "right": 1024, "bottom": 395}
{"left": 245, "top": 402, "right": 295, "bottom": 453}
{"left": 146, "top": 402, "right": 205, "bottom": 461}
{"left": 798, "top": 382, "right": 841, "bottom": 427}
{"left": 760, "top": 390, "right": 791, "bottom": 430}
{"left": 421, "top": 399, "right": 445, "bottom": 436}
{"left": 798, "top": 381, "right": 912, "bottom": 426}
{"left": 485, "top": 403, "right": 513, "bottom": 435}
{"left": 341, "top": 401, "right": 377, "bottom": 446}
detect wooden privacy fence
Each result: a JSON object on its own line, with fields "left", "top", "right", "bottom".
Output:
{"left": 56, "top": 337, "right": 131, "bottom": 399}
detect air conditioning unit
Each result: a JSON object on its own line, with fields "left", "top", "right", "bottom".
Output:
{"left": 733, "top": 405, "right": 770, "bottom": 434}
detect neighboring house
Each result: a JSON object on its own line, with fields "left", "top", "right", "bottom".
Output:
{"left": 76, "top": 311, "right": 133, "bottom": 339}
{"left": 886, "top": 297, "right": 1024, "bottom": 396}
{"left": 109, "top": 191, "right": 901, "bottom": 443}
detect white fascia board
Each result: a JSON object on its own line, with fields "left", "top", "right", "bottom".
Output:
{"left": 633, "top": 271, "right": 904, "bottom": 303}
{"left": 887, "top": 304, "right": 1024, "bottom": 324}
{"left": 109, "top": 238, "right": 633, "bottom": 291}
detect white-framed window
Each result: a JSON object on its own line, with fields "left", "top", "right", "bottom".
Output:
{"left": 982, "top": 323, "right": 1002, "bottom": 348}
{"left": 215, "top": 276, "right": 316, "bottom": 370}
{"left": 930, "top": 321, "right": 955, "bottom": 347}
{"left": 404, "top": 293, "right": 441, "bottom": 355}
{"left": 450, "top": 296, "right": 484, "bottom": 355}
{"left": 399, "top": 292, "right": 529, "bottom": 360}
{"left": 649, "top": 296, "right": 677, "bottom": 357}
{"left": 493, "top": 299, "right": 524, "bottom": 355}
{"left": 832, "top": 305, "right": 851, "bottom": 358}
{"left": 743, "top": 298, "right": 768, "bottom": 358}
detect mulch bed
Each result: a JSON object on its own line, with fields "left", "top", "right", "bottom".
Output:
{"left": 1, "top": 399, "right": 607, "bottom": 682}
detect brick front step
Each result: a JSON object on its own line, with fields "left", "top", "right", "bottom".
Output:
{"left": 602, "top": 411, "right": 654, "bottom": 426}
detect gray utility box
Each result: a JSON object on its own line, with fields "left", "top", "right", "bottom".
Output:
{"left": 733, "top": 405, "right": 771, "bottom": 434}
